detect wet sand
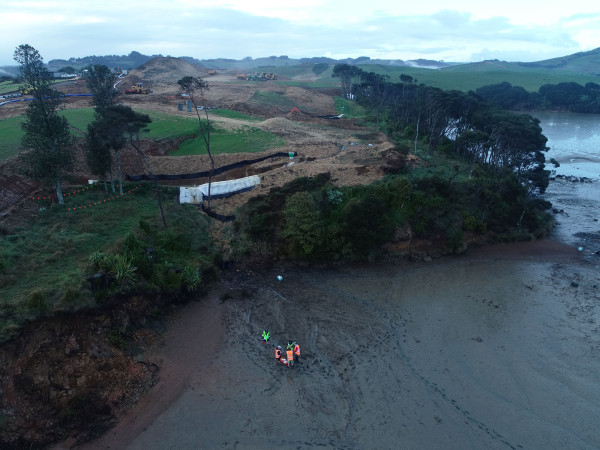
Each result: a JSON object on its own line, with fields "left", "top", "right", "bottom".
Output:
{"left": 73, "top": 239, "right": 600, "bottom": 450}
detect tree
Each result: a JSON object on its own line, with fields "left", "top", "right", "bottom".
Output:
{"left": 177, "top": 76, "right": 215, "bottom": 209}
{"left": 14, "top": 44, "right": 74, "bottom": 205}
{"left": 97, "top": 105, "right": 167, "bottom": 228}
{"left": 85, "top": 64, "right": 121, "bottom": 193}
{"left": 282, "top": 191, "right": 324, "bottom": 258}
{"left": 85, "top": 121, "right": 113, "bottom": 193}
{"left": 332, "top": 64, "right": 363, "bottom": 100}
{"left": 85, "top": 64, "right": 119, "bottom": 113}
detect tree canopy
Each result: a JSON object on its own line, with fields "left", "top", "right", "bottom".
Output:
{"left": 332, "top": 64, "right": 550, "bottom": 194}
{"left": 14, "top": 44, "right": 74, "bottom": 205}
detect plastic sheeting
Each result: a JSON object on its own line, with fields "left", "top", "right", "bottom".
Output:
{"left": 179, "top": 175, "right": 260, "bottom": 204}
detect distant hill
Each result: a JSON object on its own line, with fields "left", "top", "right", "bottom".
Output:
{"left": 46, "top": 51, "right": 159, "bottom": 71}
{"left": 0, "top": 47, "right": 598, "bottom": 78}
{"left": 444, "top": 48, "right": 600, "bottom": 76}
{"left": 517, "top": 47, "right": 600, "bottom": 75}
{"left": 40, "top": 52, "right": 454, "bottom": 73}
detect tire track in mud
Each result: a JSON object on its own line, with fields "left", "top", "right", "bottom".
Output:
{"left": 317, "top": 273, "right": 519, "bottom": 450}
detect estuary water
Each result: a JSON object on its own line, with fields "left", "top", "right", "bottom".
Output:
{"left": 533, "top": 111, "right": 600, "bottom": 180}
{"left": 534, "top": 112, "right": 600, "bottom": 256}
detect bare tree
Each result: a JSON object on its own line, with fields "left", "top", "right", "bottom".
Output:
{"left": 177, "top": 76, "right": 214, "bottom": 210}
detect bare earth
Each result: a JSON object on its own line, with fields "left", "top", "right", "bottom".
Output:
{"left": 61, "top": 239, "right": 600, "bottom": 450}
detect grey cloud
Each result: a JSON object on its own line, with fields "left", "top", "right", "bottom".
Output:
{"left": 0, "top": 7, "right": 595, "bottom": 65}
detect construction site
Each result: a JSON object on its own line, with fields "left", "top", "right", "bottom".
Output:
{"left": 1, "top": 56, "right": 599, "bottom": 450}
{"left": 0, "top": 55, "right": 397, "bottom": 222}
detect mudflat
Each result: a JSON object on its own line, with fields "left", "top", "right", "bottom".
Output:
{"left": 76, "top": 239, "right": 600, "bottom": 450}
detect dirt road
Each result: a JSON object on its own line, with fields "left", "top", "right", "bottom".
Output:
{"left": 72, "top": 240, "right": 600, "bottom": 450}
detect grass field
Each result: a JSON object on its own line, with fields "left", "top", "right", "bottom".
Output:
{"left": 353, "top": 64, "right": 600, "bottom": 93}
{"left": 0, "top": 115, "right": 25, "bottom": 160}
{"left": 0, "top": 182, "right": 213, "bottom": 342}
{"left": 0, "top": 108, "right": 280, "bottom": 162}
{"left": 250, "top": 90, "right": 299, "bottom": 110}
{"left": 173, "top": 125, "right": 285, "bottom": 156}
{"left": 0, "top": 81, "right": 21, "bottom": 95}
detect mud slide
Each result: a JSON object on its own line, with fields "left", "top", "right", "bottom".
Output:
{"left": 72, "top": 240, "right": 600, "bottom": 449}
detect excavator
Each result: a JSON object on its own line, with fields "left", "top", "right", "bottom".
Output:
{"left": 124, "top": 82, "right": 152, "bottom": 94}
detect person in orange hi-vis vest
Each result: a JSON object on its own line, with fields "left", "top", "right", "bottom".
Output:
{"left": 293, "top": 342, "right": 300, "bottom": 362}
{"left": 286, "top": 348, "right": 294, "bottom": 367}
{"left": 274, "top": 345, "right": 282, "bottom": 360}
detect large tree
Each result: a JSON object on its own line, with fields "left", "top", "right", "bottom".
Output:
{"left": 14, "top": 44, "right": 74, "bottom": 205}
{"left": 177, "top": 76, "right": 215, "bottom": 209}
{"left": 97, "top": 105, "right": 167, "bottom": 228}
{"left": 85, "top": 64, "right": 119, "bottom": 113}
{"left": 84, "top": 64, "right": 121, "bottom": 193}
{"left": 85, "top": 121, "right": 113, "bottom": 193}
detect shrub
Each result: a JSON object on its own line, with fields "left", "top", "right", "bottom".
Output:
{"left": 24, "top": 290, "right": 50, "bottom": 316}
{"left": 106, "top": 254, "right": 137, "bottom": 286}
{"left": 282, "top": 191, "right": 325, "bottom": 258}
{"left": 463, "top": 215, "right": 487, "bottom": 234}
{"left": 181, "top": 266, "right": 202, "bottom": 292}
{"left": 88, "top": 251, "right": 108, "bottom": 270}
{"left": 108, "top": 329, "right": 126, "bottom": 350}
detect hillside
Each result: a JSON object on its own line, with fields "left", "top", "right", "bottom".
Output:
{"left": 518, "top": 47, "right": 600, "bottom": 74}
{"left": 42, "top": 52, "right": 455, "bottom": 73}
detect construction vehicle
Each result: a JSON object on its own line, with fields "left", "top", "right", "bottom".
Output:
{"left": 208, "top": 70, "right": 216, "bottom": 76}
{"left": 236, "top": 74, "right": 248, "bottom": 80}
{"left": 124, "top": 82, "right": 152, "bottom": 94}
{"left": 21, "top": 84, "right": 34, "bottom": 95}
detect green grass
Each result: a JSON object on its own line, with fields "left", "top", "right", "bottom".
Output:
{"left": 60, "top": 107, "right": 96, "bottom": 135}
{"left": 0, "top": 181, "right": 214, "bottom": 342}
{"left": 173, "top": 125, "right": 285, "bottom": 156}
{"left": 334, "top": 96, "right": 367, "bottom": 119}
{"left": 250, "top": 90, "right": 298, "bottom": 110}
{"left": 0, "top": 108, "right": 276, "bottom": 163}
{"left": 0, "top": 81, "right": 21, "bottom": 95}
{"left": 0, "top": 108, "right": 96, "bottom": 161}
{"left": 354, "top": 64, "right": 600, "bottom": 93}
{"left": 0, "top": 115, "right": 25, "bottom": 160}
{"left": 0, "top": 80, "right": 64, "bottom": 95}
{"left": 140, "top": 110, "right": 200, "bottom": 140}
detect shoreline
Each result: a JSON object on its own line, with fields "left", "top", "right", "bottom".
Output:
{"left": 69, "top": 236, "right": 600, "bottom": 449}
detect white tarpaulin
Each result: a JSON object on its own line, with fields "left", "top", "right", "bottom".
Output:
{"left": 179, "top": 175, "right": 260, "bottom": 204}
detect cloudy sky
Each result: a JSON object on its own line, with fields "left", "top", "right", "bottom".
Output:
{"left": 1, "top": 0, "right": 599, "bottom": 66}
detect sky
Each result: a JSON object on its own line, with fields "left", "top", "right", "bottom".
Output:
{"left": 1, "top": 0, "right": 599, "bottom": 66}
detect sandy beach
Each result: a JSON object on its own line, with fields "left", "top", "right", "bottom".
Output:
{"left": 66, "top": 238, "right": 600, "bottom": 450}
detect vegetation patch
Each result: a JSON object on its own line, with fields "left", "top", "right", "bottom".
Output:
{"left": 0, "top": 182, "right": 216, "bottom": 343}
{"left": 356, "top": 64, "right": 600, "bottom": 93}
{"left": 250, "top": 90, "right": 298, "bottom": 110}
{"left": 173, "top": 125, "right": 285, "bottom": 156}
{"left": 0, "top": 115, "right": 26, "bottom": 161}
